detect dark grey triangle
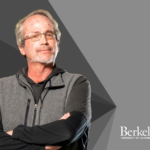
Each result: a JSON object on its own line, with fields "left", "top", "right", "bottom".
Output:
{"left": 0, "top": 40, "right": 27, "bottom": 77}
{"left": 92, "top": 92, "right": 116, "bottom": 106}
{"left": 91, "top": 100, "right": 116, "bottom": 122}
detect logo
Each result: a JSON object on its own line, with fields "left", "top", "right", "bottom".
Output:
{"left": 120, "top": 126, "right": 150, "bottom": 139}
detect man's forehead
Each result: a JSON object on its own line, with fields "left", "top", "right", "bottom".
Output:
{"left": 23, "top": 15, "right": 54, "bottom": 34}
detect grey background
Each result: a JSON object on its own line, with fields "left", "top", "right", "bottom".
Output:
{"left": 49, "top": 1, "right": 150, "bottom": 150}
{"left": 0, "top": 0, "right": 149, "bottom": 149}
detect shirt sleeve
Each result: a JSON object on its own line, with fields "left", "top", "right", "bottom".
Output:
{"left": 12, "top": 76, "right": 92, "bottom": 146}
{"left": 0, "top": 110, "right": 45, "bottom": 150}
{"left": 64, "top": 76, "right": 92, "bottom": 125}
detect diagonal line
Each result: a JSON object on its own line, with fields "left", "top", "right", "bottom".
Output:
{"left": 92, "top": 92, "right": 116, "bottom": 106}
{"left": 88, "top": 108, "right": 116, "bottom": 150}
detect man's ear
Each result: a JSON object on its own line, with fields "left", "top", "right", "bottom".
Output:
{"left": 19, "top": 46, "right": 26, "bottom": 56}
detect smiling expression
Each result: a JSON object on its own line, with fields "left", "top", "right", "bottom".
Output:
{"left": 19, "top": 14, "right": 59, "bottom": 64}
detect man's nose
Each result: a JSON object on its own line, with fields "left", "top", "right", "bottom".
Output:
{"left": 40, "top": 33, "right": 48, "bottom": 45}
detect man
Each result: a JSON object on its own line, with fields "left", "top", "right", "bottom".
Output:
{"left": 0, "top": 9, "right": 91, "bottom": 150}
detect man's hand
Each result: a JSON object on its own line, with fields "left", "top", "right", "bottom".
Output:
{"left": 6, "top": 130, "right": 13, "bottom": 136}
{"left": 59, "top": 112, "right": 70, "bottom": 120}
{"left": 45, "top": 145, "right": 62, "bottom": 150}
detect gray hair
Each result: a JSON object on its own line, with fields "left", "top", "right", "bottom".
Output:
{"left": 15, "top": 9, "right": 61, "bottom": 47}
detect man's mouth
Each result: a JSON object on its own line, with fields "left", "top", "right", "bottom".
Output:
{"left": 38, "top": 48, "right": 52, "bottom": 52}
{"left": 39, "top": 49, "right": 50, "bottom": 52}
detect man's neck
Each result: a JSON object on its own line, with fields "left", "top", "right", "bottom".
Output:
{"left": 27, "top": 61, "right": 54, "bottom": 84}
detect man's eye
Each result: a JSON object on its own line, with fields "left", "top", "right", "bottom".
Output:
{"left": 31, "top": 34, "right": 39, "bottom": 38}
{"left": 47, "top": 34, "right": 53, "bottom": 37}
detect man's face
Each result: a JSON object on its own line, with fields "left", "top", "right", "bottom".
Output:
{"left": 19, "top": 15, "right": 59, "bottom": 64}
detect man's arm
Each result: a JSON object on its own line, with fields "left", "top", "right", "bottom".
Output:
{"left": 12, "top": 111, "right": 87, "bottom": 146}
{"left": 0, "top": 111, "right": 45, "bottom": 150}
{"left": 12, "top": 76, "right": 91, "bottom": 146}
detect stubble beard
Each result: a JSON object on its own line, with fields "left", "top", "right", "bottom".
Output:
{"left": 27, "top": 44, "right": 59, "bottom": 65}
{"left": 28, "top": 48, "right": 59, "bottom": 65}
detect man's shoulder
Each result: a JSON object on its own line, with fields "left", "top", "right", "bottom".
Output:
{"left": 62, "top": 70, "right": 89, "bottom": 83}
{"left": 61, "top": 71, "right": 91, "bottom": 89}
{"left": 0, "top": 75, "right": 17, "bottom": 85}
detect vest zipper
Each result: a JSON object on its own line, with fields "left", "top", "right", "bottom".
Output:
{"left": 32, "top": 104, "right": 38, "bottom": 126}
{"left": 32, "top": 87, "right": 50, "bottom": 126}
{"left": 17, "top": 79, "right": 38, "bottom": 127}
{"left": 38, "top": 88, "right": 50, "bottom": 124}
{"left": 24, "top": 99, "right": 30, "bottom": 126}
{"left": 18, "top": 76, "right": 64, "bottom": 127}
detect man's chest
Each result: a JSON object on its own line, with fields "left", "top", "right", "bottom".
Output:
{"left": 1, "top": 86, "right": 67, "bottom": 131}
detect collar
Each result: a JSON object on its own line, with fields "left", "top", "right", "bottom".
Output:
{"left": 16, "top": 64, "right": 66, "bottom": 88}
